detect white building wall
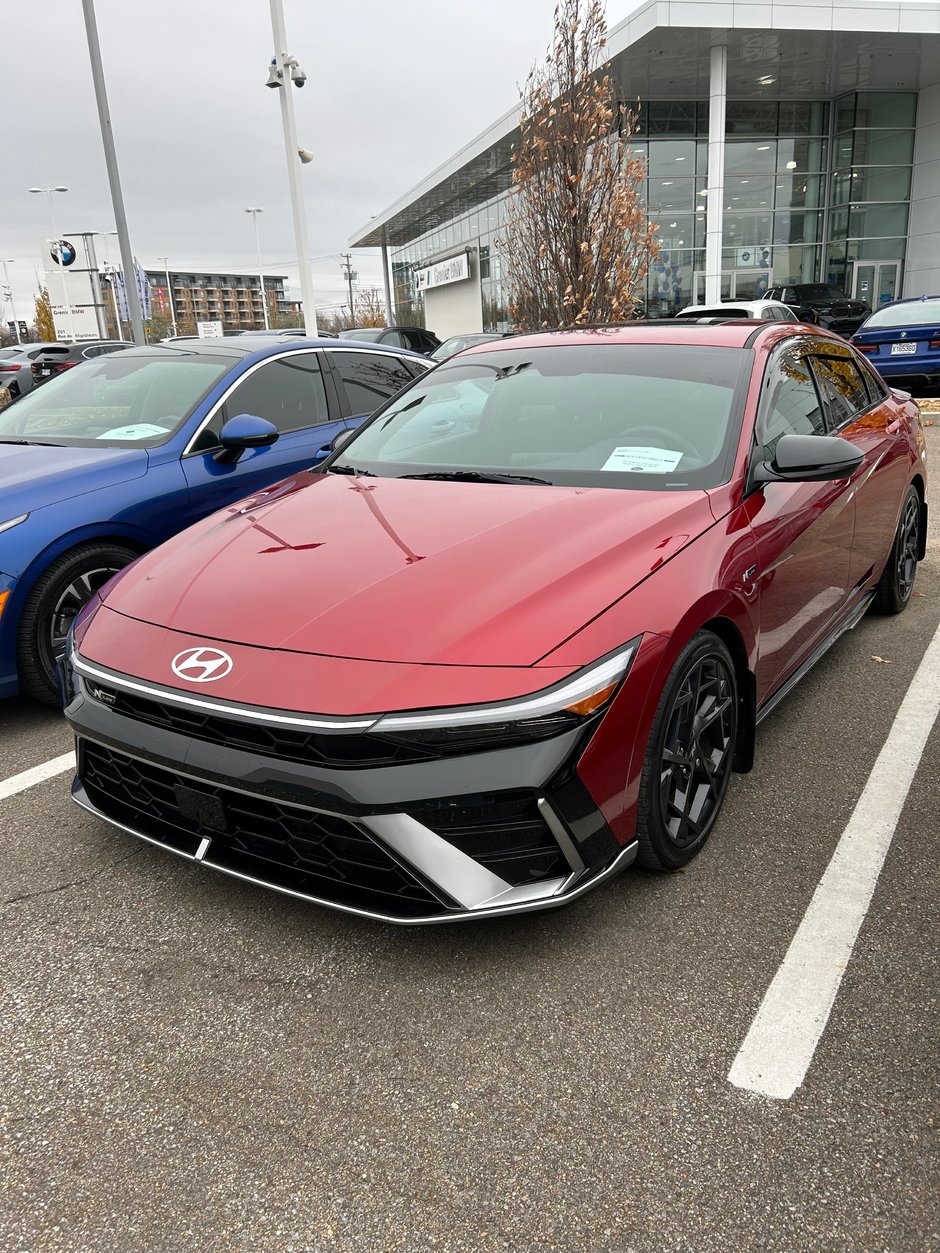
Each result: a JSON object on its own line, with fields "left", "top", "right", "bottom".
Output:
{"left": 423, "top": 252, "right": 483, "bottom": 339}
{"left": 905, "top": 82, "right": 940, "bottom": 297}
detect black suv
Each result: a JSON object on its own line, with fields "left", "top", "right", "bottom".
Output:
{"left": 763, "top": 284, "right": 870, "bottom": 336}
{"left": 338, "top": 326, "right": 441, "bottom": 354}
{"left": 31, "top": 340, "right": 134, "bottom": 386}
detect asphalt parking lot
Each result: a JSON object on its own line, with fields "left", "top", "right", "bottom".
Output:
{"left": 1, "top": 427, "right": 938, "bottom": 1253}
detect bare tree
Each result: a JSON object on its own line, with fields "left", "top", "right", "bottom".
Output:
{"left": 354, "top": 287, "right": 386, "bottom": 328}
{"left": 500, "top": 0, "right": 658, "bottom": 329}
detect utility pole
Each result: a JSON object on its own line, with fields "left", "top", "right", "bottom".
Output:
{"left": 340, "top": 252, "right": 357, "bottom": 323}
{"left": 1, "top": 260, "right": 21, "bottom": 343}
{"left": 158, "top": 256, "right": 177, "bottom": 336}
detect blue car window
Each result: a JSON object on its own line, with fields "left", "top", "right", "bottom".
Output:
{"left": 332, "top": 351, "right": 414, "bottom": 415}
{"left": 195, "top": 353, "right": 330, "bottom": 449}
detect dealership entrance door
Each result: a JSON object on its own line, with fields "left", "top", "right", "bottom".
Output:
{"left": 693, "top": 269, "right": 772, "bottom": 304}
{"left": 851, "top": 261, "right": 900, "bottom": 308}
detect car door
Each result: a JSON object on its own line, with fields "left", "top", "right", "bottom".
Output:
{"left": 328, "top": 349, "right": 423, "bottom": 430}
{"left": 807, "top": 345, "right": 911, "bottom": 590}
{"left": 749, "top": 342, "right": 857, "bottom": 702}
{"left": 181, "top": 349, "right": 345, "bottom": 521}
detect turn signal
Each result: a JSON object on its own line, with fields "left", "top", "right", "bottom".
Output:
{"left": 0, "top": 590, "right": 9, "bottom": 622}
{"left": 565, "top": 680, "right": 619, "bottom": 716}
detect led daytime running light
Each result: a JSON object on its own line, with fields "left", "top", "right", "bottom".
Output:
{"left": 374, "top": 642, "right": 639, "bottom": 734}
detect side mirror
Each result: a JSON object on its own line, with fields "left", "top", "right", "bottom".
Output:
{"left": 752, "top": 433, "right": 863, "bottom": 486}
{"left": 215, "top": 413, "right": 279, "bottom": 464}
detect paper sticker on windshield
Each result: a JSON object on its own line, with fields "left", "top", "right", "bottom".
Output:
{"left": 602, "top": 446, "right": 684, "bottom": 473}
{"left": 96, "top": 423, "right": 171, "bottom": 440}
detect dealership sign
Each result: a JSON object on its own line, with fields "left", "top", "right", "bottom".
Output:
{"left": 415, "top": 252, "right": 470, "bottom": 292}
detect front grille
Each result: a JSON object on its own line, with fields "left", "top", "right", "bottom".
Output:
{"left": 84, "top": 682, "right": 433, "bottom": 770}
{"left": 80, "top": 740, "right": 446, "bottom": 917}
{"left": 410, "top": 792, "right": 568, "bottom": 886}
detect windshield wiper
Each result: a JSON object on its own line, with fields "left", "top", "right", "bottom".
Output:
{"left": 0, "top": 438, "right": 65, "bottom": 447}
{"left": 327, "top": 464, "right": 376, "bottom": 476}
{"left": 399, "top": 470, "right": 551, "bottom": 485}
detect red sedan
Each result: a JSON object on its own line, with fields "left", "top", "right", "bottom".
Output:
{"left": 63, "top": 324, "right": 928, "bottom": 924}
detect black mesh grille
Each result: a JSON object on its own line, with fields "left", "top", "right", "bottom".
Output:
{"left": 410, "top": 792, "right": 567, "bottom": 886}
{"left": 80, "top": 740, "right": 446, "bottom": 917}
{"left": 84, "top": 683, "right": 433, "bottom": 770}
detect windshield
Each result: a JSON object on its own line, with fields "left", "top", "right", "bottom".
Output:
{"left": 796, "top": 285, "right": 848, "bottom": 301}
{"left": 0, "top": 352, "right": 229, "bottom": 447}
{"left": 339, "top": 329, "right": 384, "bottom": 342}
{"left": 863, "top": 299, "right": 940, "bottom": 329}
{"left": 329, "top": 344, "right": 750, "bottom": 491}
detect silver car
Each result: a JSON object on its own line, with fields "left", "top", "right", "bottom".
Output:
{"left": 0, "top": 343, "right": 65, "bottom": 398}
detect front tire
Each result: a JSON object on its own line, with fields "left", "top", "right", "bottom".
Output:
{"left": 875, "top": 485, "right": 920, "bottom": 615}
{"left": 636, "top": 631, "right": 738, "bottom": 871}
{"left": 16, "top": 543, "right": 138, "bottom": 705}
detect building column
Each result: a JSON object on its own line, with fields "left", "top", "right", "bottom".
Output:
{"left": 704, "top": 44, "right": 727, "bottom": 305}
{"left": 381, "top": 227, "right": 394, "bottom": 327}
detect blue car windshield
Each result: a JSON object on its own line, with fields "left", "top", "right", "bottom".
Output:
{"left": 864, "top": 298, "right": 940, "bottom": 329}
{"left": 0, "top": 353, "right": 229, "bottom": 447}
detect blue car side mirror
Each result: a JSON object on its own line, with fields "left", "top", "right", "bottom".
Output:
{"left": 215, "top": 413, "right": 279, "bottom": 464}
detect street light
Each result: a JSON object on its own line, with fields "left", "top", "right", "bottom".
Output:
{"left": 158, "top": 255, "right": 178, "bottom": 337}
{"left": 28, "top": 186, "right": 76, "bottom": 341}
{"left": 244, "top": 209, "right": 270, "bottom": 330}
{"left": 265, "top": 0, "right": 318, "bottom": 337}
{"left": 1, "top": 260, "right": 21, "bottom": 343}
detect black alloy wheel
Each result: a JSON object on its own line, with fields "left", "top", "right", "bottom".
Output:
{"left": 636, "top": 631, "right": 738, "bottom": 871}
{"left": 16, "top": 542, "right": 138, "bottom": 704}
{"left": 875, "top": 485, "right": 921, "bottom": 615}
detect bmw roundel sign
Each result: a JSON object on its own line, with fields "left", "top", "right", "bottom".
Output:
{"left": 50, "top": 240, "right": 77, "bottom": 267}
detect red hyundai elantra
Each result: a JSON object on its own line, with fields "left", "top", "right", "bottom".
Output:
{"left": 62, "top": 324, "right": 928, "bottom": 924}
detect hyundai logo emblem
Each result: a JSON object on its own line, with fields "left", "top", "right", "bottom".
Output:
{"left": 171, "top": 647, "right": 234, "bottom": 683}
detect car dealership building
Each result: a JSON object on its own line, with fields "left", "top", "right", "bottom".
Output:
{"left": 349, "top": 0, "right": 940, "bottom": 337}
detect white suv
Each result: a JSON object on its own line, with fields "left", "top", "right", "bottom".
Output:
{"left": 675, "top": 300, "right": 803, "bottom": 323}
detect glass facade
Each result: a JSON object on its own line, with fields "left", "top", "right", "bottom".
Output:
{"left": 389, "top": 92, "right": 917, "bottom": 329}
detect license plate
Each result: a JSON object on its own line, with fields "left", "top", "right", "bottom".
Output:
{"left": 891, "top": 342, "right": 916, "bottom": 356}
{"left": 40, "top": 367, "right": 53, "bottom": 375}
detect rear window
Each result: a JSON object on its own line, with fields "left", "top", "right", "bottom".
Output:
{"left": 863, "top": 299, "right": 940, "bottom": 329}
{"left": 34, "top": 346, "right": 72, "bottom": 358}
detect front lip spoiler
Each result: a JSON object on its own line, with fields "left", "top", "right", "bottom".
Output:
{"left": 71, "top": 778, "right": 638, "bottom": 926}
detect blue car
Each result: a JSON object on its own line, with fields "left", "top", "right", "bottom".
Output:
{"left": 851, "top": 295, "right": 940, "bottom": 391}
{"left": 0, "top": 337, "right": 427, "bottom": 702}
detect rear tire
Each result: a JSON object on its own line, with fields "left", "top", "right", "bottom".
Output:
{"left": 636, "top": 631, "right": 738, "bottom": 871}
{"left": 875, "top": 485, "right": 920, "bottom": 615}
{"left": 16, "top": 543, "right": 137, "bottom": 705}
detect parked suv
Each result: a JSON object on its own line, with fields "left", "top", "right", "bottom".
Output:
{"left": 0, "top": 343, "right": 70, "bottom": 398}
{"left": 338, "top": 326, "right": 440, "bottom": 354}
{"left": 764, "top": 284, "right": 870, "bottom": 336}
{"left": 31, "top": 340, "right": 134, "bottom": 386}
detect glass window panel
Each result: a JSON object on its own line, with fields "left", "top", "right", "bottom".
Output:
{"left": 840, "top": 237, "right": 907, "bottom": 263}
{"left": 649, "top": 214, "right": 695, "bottom": 250}
{"left": 834, "top": 132, "right": 855, "bottom": 166}
{"left": 725, "top": 141, "right": 776, "bottom": 174}
{"left": 778, "top": 101, "right": 828, "bottom": 136}
{"left": 774, "top": 174, "right": 824, "bottom": 209}
{"left": 835, "top": 95, "right": 856, "bottom": 133}
{"left": 725, "top": 101, "right": 778, "bottom": 135}
{"left": 648, "top": 249, "right": 695, "bottom": 316}
{"left": 776, "top": 137, "right": 827, "bottom": 172}
{"left": 856, "top": 92, "right": 916, "bottom": 129}
{"left": 647, "top": 140, "right": 696, "bottom": 177}
{"left": 852, "top": 129, "right": 915, "bottom": 165}
{"left": 648, "top": 101, "right": 696, "bottom": 134}
{"left": 722, "top": 213, "right": 774, "bottom": 249}
{"left": 840, "top": 166, "right": 912, "bottom": 204}
{"left": 725, "top": 177, "right": 775, "bottom": 209}
{"left": 770, "top": 245, "right": 820, "bottom": 285}
{"left": 847, "top": 204, "right": 909, "bottom": 237}
{"left": 649, "top": 178, "right": 696, "bottom": 211}
{"left": 696, "top": 139, "right": 709, "bottom": 176}
{"left": 773, "top": 211, "right": 822, "bottom": 245}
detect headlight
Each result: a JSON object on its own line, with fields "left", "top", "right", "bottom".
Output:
{"left": 373, "top": 639, "right": 640, "bottom": 750}
{"left": 0, "top": 513, "right": 28, "bottom": 534}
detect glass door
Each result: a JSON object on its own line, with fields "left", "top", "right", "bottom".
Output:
{"left": 853, "top": 261, "right": 899, "bottom": 307}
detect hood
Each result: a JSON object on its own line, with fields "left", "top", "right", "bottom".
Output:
{"left": 0, "top": 443, "right": 148, "bottom": 517}
{"left": 102, "top": 471, "right": 715, "bottom": 666}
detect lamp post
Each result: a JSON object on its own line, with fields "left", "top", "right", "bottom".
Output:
{"left": 158, "top": 255, "right": 177, "bottom": 337}
{"left": 244, "top": 209, "right": 270, "bottom": 330}
{"left": 1, "top": 260, "right": 20, "bottom": 343}
{"left": 28, "top": 186, "right": 76, "bottom": 341}
{"left": 266, "top": 0, "right": 318, "bottom": 337}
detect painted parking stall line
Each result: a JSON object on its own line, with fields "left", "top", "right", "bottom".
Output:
{"left": 0, "top": 752, "right": 75, "bottom": 803}
{"left": 729, "top": 615, "right": 940, "bottom": 1101}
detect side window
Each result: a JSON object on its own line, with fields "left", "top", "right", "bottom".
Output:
{"left": 759, "top": 351, "right": 826, "bottom": 456}
{"left": 190, "top": 353, "right": 330, "bottom": 453}
{"left": 398, "top": 355, "right": 431, "bottom": 380}
{"left": 809, "top": 354, "right": 870, "bottom": 429}
{"left": 383, "top": 331, "right": 408, "bottom": 349}
{"left": 332, "top": 351, "right": 414, "bottom": 414}
{"left": 855, "top": 353, "right": 889, "bottom": 405}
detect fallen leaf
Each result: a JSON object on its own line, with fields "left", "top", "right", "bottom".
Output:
{"left": 871, "top": 655, "right": 892, "bottom": 664}
{"left": 913, "top": 591, "right": 925, "bottom": 597}
{"left": 924, "top": 419, "right": 935, "bottom": 427}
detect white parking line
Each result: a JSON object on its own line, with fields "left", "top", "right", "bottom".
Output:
{"left": 729, "top": 615, "right": 940, "bottom": 1100}
{"left": 0, "top": 752, "right": 75, "bottom": 803}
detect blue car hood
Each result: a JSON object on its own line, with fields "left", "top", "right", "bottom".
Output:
{"left": 0, "top": 443, "right": 149, "bottom": 517}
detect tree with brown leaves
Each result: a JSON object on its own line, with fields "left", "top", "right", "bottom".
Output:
{"left": 34, "top": 287, "right": 56, "bottom": 341}
{"left": 500, "top": 0, "right": 658, "bottom": 330}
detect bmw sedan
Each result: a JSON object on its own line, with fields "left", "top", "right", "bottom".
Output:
{"left": 850, "top": 295, "right": 940, "bottom": 392}
{"left": 0, "top": 337, "right": 427, "bottom": 702}
{"left": 62, "top": 324, "right": 928, "bottom": 924}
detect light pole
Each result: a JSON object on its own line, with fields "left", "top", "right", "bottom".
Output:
{"left": 266, "top": 0, "right": 318, "bottom": 337}
{"left": 244, "top": 209, "right": 270, "bottom": 330}
{"left": 158, "top": 256, "right": 178, "bottom": 337}
{"left": 1, "top": 260, "right": 20, "bottom": 343}
{"left": 29, "top": 187, "right": 76, "bottom": 341}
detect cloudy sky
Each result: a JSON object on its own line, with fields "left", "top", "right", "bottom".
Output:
{"left": 3, "top": 0, "right": 633, "bottom": 323}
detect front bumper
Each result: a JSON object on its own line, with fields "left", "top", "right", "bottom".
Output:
{"left": 64, "top": 651, "right": 634, "bottom": 925}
